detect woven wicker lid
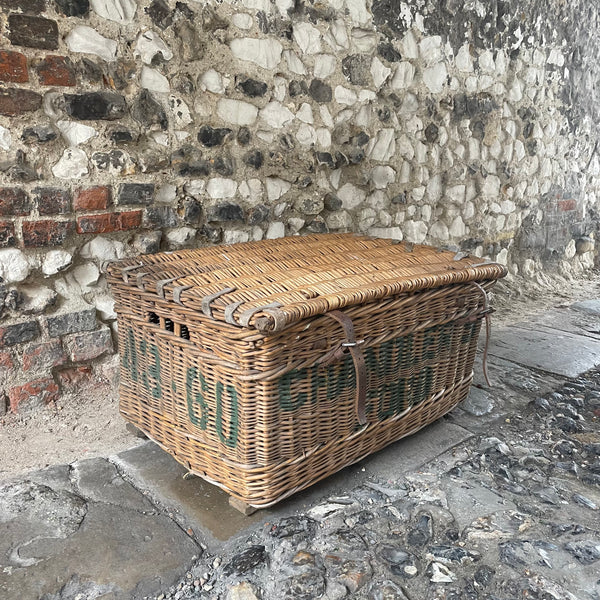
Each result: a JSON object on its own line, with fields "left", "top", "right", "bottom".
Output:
{"left": 109, "top": 233, "right": 507, "bottom": 333}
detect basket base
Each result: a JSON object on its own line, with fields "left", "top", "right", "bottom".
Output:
{"left": 229, "top": 496, "right": 259, "bottom": 516}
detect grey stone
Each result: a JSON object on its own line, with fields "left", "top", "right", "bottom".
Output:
{"left": 117, "top": 183, "right": 155, "bottom": 206}
{"left": 309, "top": 79, "right": 332, "bottom": 103}
{"left": 244, "top": 150, "right": 263, "bottom": 169}
{"left": 572, "top": 300, "right": 600, "bottom": 316}
{"left": 461, "top": 387, "right": 494, "bottom": 416}
{"left": 342, "top": 54, "right": 372, "bottom": 85}
{"left": 0, "top": 320, "right": 40, "bottom": 347}
{"left": 131, "top": 90, "right": 168, "bottom": 130}
{"left": 64, "top": 92, "right": 127, "bottom": 121}
{"left": 134, "top": 231, "right": 162, "bottom": 254}
{"left": 54, "top": 0, "right": 90, "bottom": 16}
{"left": 247, "top": 204, "right": 270, "bottom": 225}
{"left": 223, "top": 546, "right": 267, "bottom": 576}
{"left": 237, "top": 127, "right": 251, "bottom": 146}
{"left": 46, "top": 308, "right": 96, "bottom": 338}
{"left": 207, "top": 202, "right": 244, "bottom": 222}
{"left": 236, "top": 77, "right": 268, "bottom": 97}
{"left": 146, "top": 0, "right": 172, "bottom": 29}
{"left": 22, "top": 125, "right": 57, "bottom": 143}
{"left": 378, "top": 42, "right": 402, "bottom": 62}
{"left": 198, "top": 125, "right": 233, "bottom": 147}
{"left": 144, "top": 206, "right": 179, "bottom": 228}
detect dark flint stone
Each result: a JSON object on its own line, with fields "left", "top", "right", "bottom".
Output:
{"left": 304, "top": 218, "right": 328, "bottom": 233}
{"left": 341, "top": 54, "right": 372, "bottom": 86}
{"left": 144, "top": 206, "right": 179, "bottom": 228}
{"left": 289, "top": 80, "right": 308, "bottom": 97}
{"left": 117, "top": 183, "right": 155, "bottom": 206}
{"left": 92, "top": 150, "right": 128, "bottom": 172}
{"left": 280, "top": 134, "right": 295, "bottom": 150}
{"left": 244, "top": 150, "right": 263, "bottom": 169}
{"left": 297, "top": 176, "right": 312, "bottom": 188}
{"left": 200, "top": 224, "right": 221, "bottom": 243}
{"left": 207, "top": 201, "right": 244, "bottom": 222}
{"left": 246, "top": 204, "right": 270, "bottom": 225}
{"left": 214, "top": 155, "right": 235, "bottom": 176}
{"left": 523, "top": 121, "right": 534, "bottom": 138}
{"left": 378, "top": 41, "right": 402, "bottom": 62}
{"left": 391, "top": 193, "right": 407, "bottom": 204}
{"left": 223, "top": 545, "right": 267, "bottom": 576}
{"left": 131, "top": 90, "right": 168, "bottom": 130}
{"left": 555, "top": 416, "right": 583, "bottom": 433}
{"left": 565, "top": 540, "right": 600, "bottom": 564}
{"left": 428, "top": 545, "right": 479, "bottom": 563}
{"left": 425, "top": 123, "right": 439, "bottom": 143}
{"left": 269, "top": 516, "right": 317, "bottom": 539}
{"left": 237, "top": 127, "right": 251, "bottom": 146}
{"left": 474, "top": 565, "right": 494, "bottom": 587}
{"left": 346, "top": 148, "right": 365, "bottom": 164}
{"left": 453, "top": 93, "right": 497, "bottom": 120}
{"left": 8, "top": 15, "right": 59, "bottom": 50}
{"left": 47, "top": 309, "right": 95, "bottom": 337}
{"left": 175, "top": 1, "right": 194, "bottom": 19}
{"left": 111, "top": 129, "right": 135, "bottom": 144}
{"left": 22, "top": 125, "right": 57, "bottom": 143}
{"left": 470, "top": 120, "right": 485, "bottom": 141}
{"left": 146, "top": 0, "right": 173, "bottom": 29}
{"left": 79, "top": 58, "right": 104, "bottom": 85}
{"left": 0, "top": 321, "right": 40, "bottom": 346}
{"left": 379, "top": 545, "right": 411, "bottom": 565}
{"left": 183, "top": 198, "right": 202, "bottom": 224}
{"left": 378, "top": 106, "right": 391, "bottom": 122}
{"left": 316, "top": 152, "right": 335, "bottom": 168}
{"left": 407, "top": 514, "right": 432, "bottom": 546}
{"left": 309, "top": 79, "right": 332, "bottom": 103}
{"left": 54, "top": 0, "right": 89, "bottom": 16}
{"left": 65, "top": 92, "right": 127, "bottom": 121}
{"left": 198, "top": 125, "right": 232, "bottom": 147}
{"left": 237, "top": 77, "right": 268, "bottom": 97}
{"left": 323, "top": 193, "right": 342, "bottom": 211}
{"left": 176, "top": 161, "right": 211, "bottom": 177}
{"left": 526, "top": 139, "right": 537, "bottom": 155}
{"left": 284, "top": 570, "right": 326, "bottom": 599}
{"left": 354, "top": 131, "right": 370, "bottom": 146}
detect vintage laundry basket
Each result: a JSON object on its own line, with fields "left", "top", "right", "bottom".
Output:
{"left": 108, "top": 234, "right": 506, "bottom": 509}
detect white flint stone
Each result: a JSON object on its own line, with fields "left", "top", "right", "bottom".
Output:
{"left": 166, "top": 228, "right": 196, "bottom": 247}
{"left": 230, "top": 38, "right": 282, "bottom": 69}
{"left": 52, "top": 148, "right": 88, "bottom": 179}
{"left": 328, "top": 19, "right": 349, "bottom": 49}
{"left": 399, "top": 92, "right": 419, "bottom": 114}
{"left": 429, "top": 221, "right": 449, "bottom": 241}
{"left": 141, "top": 67, "right": 170, "bottom": 93}
{"left": 446, "top": 185, "right": 466, "bottom": 204}
{"left": 273, "top": 76, "right": 287, "bottom": 102}
{"left": 95, "top": 295, "right": 116, "bottom": 320}
{"left": 91, "top": 0, "right": 136, "bottom": 22}
{"left": 260, "top": 101, "right": 295, "bottom": 128}
{"left": 274, "top": 202, "right": 287, "bottom": 218}
{"left": 266, "top": 222, "right": 285, "bottom": 239}
{"left": 419, "top": 36, "right": 442, "bottom": 64}
{"left": 401, "top": 30, "right": 418, "bottom": 59}
{"left": 358, "top": 207, "right": 377, "bottom": 230}
{"left": 482, "top": 175, "right": 501, "bottom": 197}
{"left": 427, "top": 174, "right": 442, "bottom": 202}
{"left": 399, "top": 161, "right": 411, "bottom": 183}
{"left": 275, "top": 0, "right": 294, "bottom": 15}
{"left": 42, "top": 250, "right": 72, "bottom": 277}
{"left": 152, "top": 132, "right": 169, "bottom": 146}
{"left": 217, "top": 99, "right": 258, "bottom": 126}
{"left": 200, "top": 69, "right": 226, "bottom": 94}
{"left": 135, "top": 30, "right": 173, "bottom": 64}
{"left": 316, "top": 128, "right": 331, "bottom": 148}
{"left": 547, "top": 48, "right": 564, "bottom": 66}
{"left": 359, "top": 90, "right": 376, "bottom": 102}
{"left": 326, "top": 210, "right": 353, "bottom": 230}
{"left": 296, "top": 124, "right": 317, "bottom": 146}
{"left": 314, "top": 54, "right": 336, "bottom": 79}
{"left": 66, "top": 26, "right": 117, "bottom": 62}
{"left": 73, "top": 263, "right": 100, "bottom": 288}
{"left": 508, "top": 79, "right": 523, "bottom": 102}
{"left": 223, "top": 230, "right": 250, "bottom": 244}
{"left": 370, "top": 166, "right": 396, "bottom": 189}
{"left": 338, "top": 183, "right": 366, "bottom": 210}
{"left": 320, "top": 106, "right": 334, "bottom": 128}
{"left": 346, "top": 0, "right": 370, "bottom": 25}
{"left": 334, "top": 86, "right": 357, "bottom": 105}
{"left": 81, "top": 237, "right": 124, "bottom": 261}
{"left": 157, "top": 183, "right": 177, "bottom": 203}
{"left": 0, "top": 249, "right": 30, "bottom": 283}
{"left": 350, "top": 28, "right": 377, "bottom": 52}
{"left": 297, "top": 103, "right": 314, "bottom": 124}
{"left": 496, "top": 248, "right": 509, "bottom": 265}
{"left": 403, "top": 220, "right": 428, "bottom": 243}
{"left": 335, "top": 108, "right": 354, "bottom": 124}
{"left": 479, "top": 49, "right": 495, "bottom": 72}
{"left": 266, "top": 178, "right": 291, "bottom": 201}
{"left": 420, "top": 205, "right": 432, "bottom": 222}
{"left": 207, "top": 178, "right": 237, "bottom": 199}
{"left": 288, "top": 218, "right": 305, "bottom": 233}
{"left": 330, "top": 169, "right": 341, "bottom": 189}
{"left": 423, "top": 63, "right": 447, "bottom": 93}
{"left": 232, "top": 13, "right": 253, "bottom": 30}
{"left": 449, "top": 216, "right": 467, "bottom": 238}
{"left": 283, "top": 50, "right": 306, "bottom": 75}
{"left": 169, "top": 96, "right": 193, "bottom": 127}
{"left": 367, "top": 191, "right": 387, "bottom": 210}
{"left": 367, "top": 129, "right": 396, "bottom": 162}
{"left": 371, "top": 57, "right": 391, "bottom": 88}
{"left": 256, "top": 131, "right": 274, "bottom": 143}
{"left": 455, "top": 44, "right": 473, "bottom": 72}
{"left": 368, "top": 227, "right": 402, "bottom": 240}
{"left": 242, "top": 0, "right": 271, "bottom": 11}
{"left": 293, "top": 22, "right": 321, "bottom": 54}
{"left": 56, "top": 121, "right": 97, "bottom": 147}
{"left": 0, "top": 125, "right": 11, "bottom": 151}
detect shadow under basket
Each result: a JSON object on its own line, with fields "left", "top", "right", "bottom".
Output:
{"left": 108, "top": 234, "right": 507, "bottom": 510}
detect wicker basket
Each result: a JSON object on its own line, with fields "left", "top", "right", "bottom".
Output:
{"left": 108, "top": 234, "right": 506, "bottom": 508}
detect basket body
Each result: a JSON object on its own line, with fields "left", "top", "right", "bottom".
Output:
{"left": 109, "top": 234, "right": 505, "bottom": 507}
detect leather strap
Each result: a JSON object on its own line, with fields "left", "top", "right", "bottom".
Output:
{"left": 325, "top": 310, "right": 367, "bottom": 426}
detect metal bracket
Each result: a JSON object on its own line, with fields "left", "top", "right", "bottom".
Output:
{"left": 224, "top": 301, "right": 245, "bottom": 325}
{"left": 201, "top": 287, "right": 237, "bottom": 318}
{"left": 173, "top": 285, "right": 193, "bottom": 305}
{"left": 121, "top": 264, "right": 142, "bottom": 284}
{"left": 238, "top": 302, "right": 283, "bottom": 327}
{"left": 156, "top": 277, "right": 178, "bottom": 299}
{"left": 136, "top": 272, "right": 148, "bottom": 290}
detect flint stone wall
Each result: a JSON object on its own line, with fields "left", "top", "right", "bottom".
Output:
{"left": 0, "top": 0, "right": 598, "bottom": 411}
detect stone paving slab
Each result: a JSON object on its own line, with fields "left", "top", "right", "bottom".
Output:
{"left": 0, "top": 458, "right": 199, "bottom": 600}
{"left": 486, "top": 323, "right": 600, "bottom": 378}
{"left": 514, "top": 306, "right": 600, "bottom": 339}
{"left": 572, "top": 298, "right": 600, "bottom": 315}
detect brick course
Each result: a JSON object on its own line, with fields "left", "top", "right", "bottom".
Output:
{"left": 22, "top": 220, "right": 75, "bottom": 247}
{"left": 0, "top": 188, "right": 31, "bottom": 216}
{"left": 8, "top": 377, "right": 60, "bottom": 412}
{"left": 35, "top": 55, "right": 77, "bottom": 87}
{"left": 74, "top": 186, "right": 111, "bottom": 211}
{"left": 0, "top": 50, "right": 28, "bottom": 83}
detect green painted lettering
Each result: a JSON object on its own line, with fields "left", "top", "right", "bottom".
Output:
{"left": 215, "top": 381, "right": 239, "bottom": 448}
{"left": 186, "top": 367, "right": 208, "bottom": 429}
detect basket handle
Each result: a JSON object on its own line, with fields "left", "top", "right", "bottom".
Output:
{"left": 324, "top": 310, "right": 367, "bottom": 426}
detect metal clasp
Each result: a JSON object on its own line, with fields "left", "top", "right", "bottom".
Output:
{"left": 341, "top": 339, "right": 365, "bottom": 348}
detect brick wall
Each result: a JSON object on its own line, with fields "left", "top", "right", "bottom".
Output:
{"left": 0, "top": 0, "right": 599, "bottom": 412}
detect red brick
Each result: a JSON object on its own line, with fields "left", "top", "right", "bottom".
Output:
{"left": 56, "top": 365, "right": 93, "bottom": 390}
{"left": 22, "top": 220, "right": 75, "bottom": 247}
{"left": 118, "top": 210, "right": 143, "bottom": 230}
{"left": 74, "top": 186, "right": 111, "bottom": 211}
{"left": 76, "top": 210, "right": 142, "bottom": 234}
{"left": 22, "top": 340, "right": 66, "bottom": 372}
{"left": 0, "top": 50, "right": 28, "bottom": 84}
{"left": 0, "top": 88, "right": 42, "bottom": 116}
{"left": 0, "top": 351, "right": 14, "bottom": 371}
{"left": 0, "top": 187, "right": 31, "bottom": 216}
{"left": 558, "top": 198, "right": 577, "bottom": 212}
{"left": 35, "top": 55, "right": 77, "bottom": 87}
{"left": 9, "top": 378, "right": 60, "bottom": 412}
{"left": 33, "top": 187, "right": 71, "bottom": 215}
{"left": 0, "top": 221, "right": 16, "bottom": 247}
{"left": 66, "top": 327, "right": 113, "bottom": 362}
